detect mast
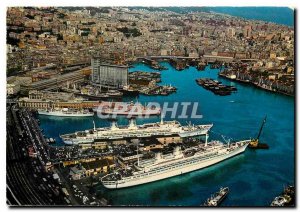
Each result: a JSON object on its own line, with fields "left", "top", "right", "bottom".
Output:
{"left": 256, "top": 116, "right": 267, "bottom": 140}
{"left": 205, "top": 133, "right": 208, "bottom": 147}
{"left": 93, "top": 120, "right": 96, "bottom": 131}
{"left": 137, "top": 140, "right": 140, "bottom": 166}
{"left": 160, "top": 115, "right": 164, "bottom": 125}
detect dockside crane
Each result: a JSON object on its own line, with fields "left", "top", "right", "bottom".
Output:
{"left": 248, "top": 116, "right": 269, "bottom": 149}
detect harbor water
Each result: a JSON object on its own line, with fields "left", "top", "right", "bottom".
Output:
{"left": 39, "top": 62, "right": 294, "bottom": 206}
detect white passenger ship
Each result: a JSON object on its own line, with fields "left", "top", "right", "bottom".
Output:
{"left": 60, "top": 119, "right": 213, "bottom": 145}
{"left": 101, "top": 139, "right": 250, "bottom": 189}
{"left": 38, "top": 108, "right": 94, "bottom": 117}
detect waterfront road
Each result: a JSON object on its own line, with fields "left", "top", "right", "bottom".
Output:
{"left": 6, "top": 105, "right": 67, "bottom": 206}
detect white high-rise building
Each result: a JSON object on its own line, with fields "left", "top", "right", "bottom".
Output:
{"left": 91, "top": 58, "right": 128, "bottom": 88}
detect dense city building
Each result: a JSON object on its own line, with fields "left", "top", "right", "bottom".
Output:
{"left": 6, "top": 7, "right": 294, "bottom": 96}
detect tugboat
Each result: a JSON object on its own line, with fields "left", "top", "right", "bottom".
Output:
{"left": 46, "top": 137, "right": 56, "bottom": 144}
{"left": 248, "top": 116, "right": 269, "bottom": 149}
{"left": 271, "top": 195, "right": 291, "bottom": 206}
{"left": 271, "top": 185, "right": 295, "bottom": 206}
{"left": 203, "top": 187, "right": 229, "bottom": 206}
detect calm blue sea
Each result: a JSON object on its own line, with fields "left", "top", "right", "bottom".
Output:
{"left": 39, "top": 62, "right": 295, "bottom": 206}
{"left": 209, "top": 7, "right": 294, "bottom": 27}
{"left": 138, "top": 7, "right": 294, "bottom": 27}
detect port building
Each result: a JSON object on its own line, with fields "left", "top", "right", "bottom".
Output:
{"left": 91, "top": 57, "right": 128, "bottom": 88}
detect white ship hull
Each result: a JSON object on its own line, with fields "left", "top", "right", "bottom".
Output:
{"left": 38, "top": 111, "right": 94, "bottom": 117}
{"left": 63, "top": 139, "right": 94, "bottom": 145}
{"left": 179, "top": 129, "right": 209, "bottom": 137}
{"left": 102, "top": 141, "right": 249, "bottom": 189}
{"left": 100, "top": 110, "right": 161, "bottom": 116}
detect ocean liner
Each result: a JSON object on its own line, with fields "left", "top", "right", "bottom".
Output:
{"left": 38, "top": 108, "right": 94, "bottom": 117}
{"left": 100, "top": 139, "right": 250, "bottom": 189}
{"left": 60, "top": 119, "right": 212, "bottom": 145}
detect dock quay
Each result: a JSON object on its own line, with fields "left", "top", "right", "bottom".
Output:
{"left": 135, "top": 56, "right": 231, "bottom": 72}
{"left": 195, "top": 78, "right": 237, "bottom": 96}
{"left": 126, "top": 71, "right": 176, "bottom": 96}
{"left": 210, "top": 62, "right": 222, "bottom": 69}
{"left": 218, "top": 71, "right": 250, "bottom": 84}
{"left": 137, "top": 57, "right": 166, "bottom": 70}
{"left": 140, "top": 85, "right": 177, "bottom": 96}
{"left": 170, "top": 58, "right": 188, "bottom": 71}
{"left": 74, "top": 92, "right": 116, "bottom": 101}
{"left": 218, "top": 71, "right": 294, "bottom": 97}
{"left": 129, "top": 71, "right": 161, "bottom": 83}
{"left": 62, "top": 83, "right": 124, "bottom": 100}
{"left": 197, "top": 62, "right": 207, "bottom": 71}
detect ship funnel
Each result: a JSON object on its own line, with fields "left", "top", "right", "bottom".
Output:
{"left": 128, "top": 118, "right": 138, "bottom": 130}
{"left": 173, "top": 146, "right": 181, "bottom": 156}
{"left": 111, "top": 120, "right": 119, "bottom": 131}
{"left": 155, "top": 152, "right": 162, "bottom": 160}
